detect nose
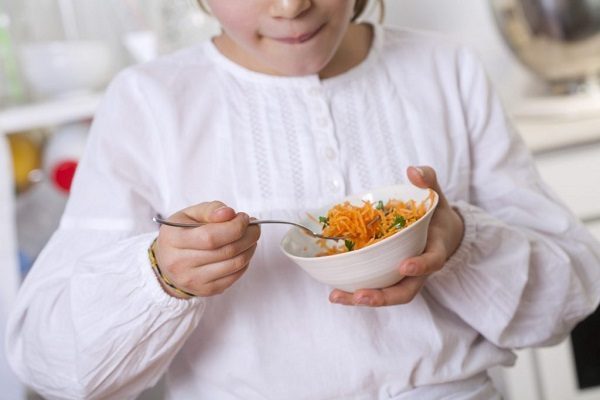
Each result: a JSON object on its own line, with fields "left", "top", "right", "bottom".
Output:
{"left": 270, "top": 0, "right": 312, "bottom": 19}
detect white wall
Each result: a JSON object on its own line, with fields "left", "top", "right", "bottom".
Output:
{"left": 380, "top": 0, "right": 546, "bottom": 106}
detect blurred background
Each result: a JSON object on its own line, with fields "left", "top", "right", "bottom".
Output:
{"left": 0, "top": 0, "right": 599, "bottom": 399}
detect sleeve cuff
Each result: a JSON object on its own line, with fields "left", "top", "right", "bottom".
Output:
{"left": 441, "top": 200, "right": 478, "bottom": 273}
{"left": 136, "top": 233, "right": 206, "bottom": 311}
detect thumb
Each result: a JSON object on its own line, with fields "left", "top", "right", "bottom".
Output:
{"left": 182, "top": 201, "right": 236, "bottom": 223}
{"left": 406, "top": 166, "right": 448, "bottom": 207}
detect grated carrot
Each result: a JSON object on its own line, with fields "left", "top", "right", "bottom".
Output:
{"left": 316, "top": 190, "right": 434, "bottom": 256}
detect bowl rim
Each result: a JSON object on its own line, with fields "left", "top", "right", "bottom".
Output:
{"left": 280, "top": 184, "right": 439, "bottom": 261}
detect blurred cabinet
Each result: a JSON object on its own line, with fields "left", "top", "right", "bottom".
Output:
{"left": 0, "top": 93, "right": 99, "bottom": 318}
{"left": 535, "top": 142, "right": 600, "bottom": 225}
{"left": 500, "top": 117, "right": 600, "bottom": 400}
{"left": 532, "top": 139, "right": 600, "bottom": 400}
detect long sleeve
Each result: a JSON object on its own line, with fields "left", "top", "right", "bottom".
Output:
{"left": 425, "top": 48, "right": 600, "bottom": 349}
{"left": 5, "top": 70, "right": 206, "bottom": 400}
{"left": 5, "top": 26, "right": 600, "bottom": 400}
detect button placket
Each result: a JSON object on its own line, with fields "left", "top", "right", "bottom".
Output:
{"left": 305, "top": 85, "right": 345, "bottom": 196}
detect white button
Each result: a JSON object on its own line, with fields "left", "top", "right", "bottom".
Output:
{"left": 329, "top": 179, "right": 341, "bottom": 191}
{"left": 325, "top": 147, "right": 336, "bottom": 160}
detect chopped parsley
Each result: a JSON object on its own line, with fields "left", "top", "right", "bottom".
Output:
{"left": 319, "top": 216, "right": 329, "bottom": 228}
{"left": 392, "top": 215, "right": 406, "bottom": 230}
{"left": 344, "top": 240, "right": 355, "bottom": 252}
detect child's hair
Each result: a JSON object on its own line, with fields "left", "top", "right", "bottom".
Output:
{"left": 196, "top": 0, "right": 384, "bottom": 22}
{"left": 352, "top": 0, "right": 372, "bottom": 21}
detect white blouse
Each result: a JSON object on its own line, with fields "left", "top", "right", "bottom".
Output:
{"left": 7, "top": 25, "right": 600, "bottom": 400}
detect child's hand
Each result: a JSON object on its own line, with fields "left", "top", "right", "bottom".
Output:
{"left": 153, "top": 201, "right": 261, "bottom": 299}
{"left": 328, "top": 166, "right": 465, "bottom": 307}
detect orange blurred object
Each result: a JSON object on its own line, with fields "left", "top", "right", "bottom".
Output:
{"left": 8, "top": 132, "right": 42, "bottom": 193}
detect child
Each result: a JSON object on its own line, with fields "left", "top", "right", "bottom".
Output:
{"left": 7, "top": 0, "right": 600, "bottom": 399}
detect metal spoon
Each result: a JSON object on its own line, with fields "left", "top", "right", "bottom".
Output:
{"left": 152, "top": 214, "right": 346, "bottom": 241}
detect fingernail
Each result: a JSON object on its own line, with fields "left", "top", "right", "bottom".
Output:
{"left": 414, "top": 167, "right": 425, "bottom": 178}
{"left": 355, "top": 297, "right": 371, "bottom": 306}
{"left": 402, "top": 263, "right": 417, "bottom": 275}
{"left": 213, "top": 205, "right": 235, "bottom": 217}
{"left": 331, "top": 296, "right": 341, "bottom": 304}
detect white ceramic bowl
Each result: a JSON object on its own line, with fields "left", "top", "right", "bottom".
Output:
{"left": 280, "top": 184, "right": 439, "bottom": 292}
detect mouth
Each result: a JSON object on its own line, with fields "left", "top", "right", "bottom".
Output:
{"left": 271, "top": 23, "right": 325, "bottom": 45}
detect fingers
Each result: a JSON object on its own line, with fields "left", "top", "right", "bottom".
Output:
{"left": 329, "top": 276, "right": 428, "bottom": 307}
{"left": 154, "top": 200, "right": 263, "bottom": 298}
{"left": 179, "top": 262, "right": 250, "bottom": 297}
{"left": 192, "top": 244, "right": 258, "bottom": 283}
{"left": 181, "top": 200, "right": 237, "bottom": 223}
{"left": 161, "top": 201, "right": 242, "bottom": 249}
{"left": 171, "top": 244, "right": 258, "bottom": 296}
{"left": 326, "top": 166, "right": 458, "bottom": 308}
{"left": 197, "top": 228, "right": 261, "bottom": 265}
{"left": 158, "top": 228, "right": 260, "bottom": 271}
{"left": 399, "top": 228, "right": 447, "bottom": 276}
{"left": 406, "top": 166, "right": 449, "bottom": 208}
{"left": 164, "top": 212, "right": 258, "bottom": 250}
{"left": 196, "top": 267, "right": 249, "bottom": 296}
{"left": 327, "top": 227, "right": 448, "bottom": 307}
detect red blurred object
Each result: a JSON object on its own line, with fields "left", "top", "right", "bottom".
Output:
{"left": 51, "top": 160, "right": 78, "bottom": 192}
{"left": 43, "top": 122, "right": 90, "bottom": 195}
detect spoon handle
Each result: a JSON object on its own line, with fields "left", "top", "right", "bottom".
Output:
{"left": 152, "top": 215, "right": 344, "bottom": 241}
{"left": 153, "top": 215, "right": 257, "bottom": 228}
{"left": 152, "top": 216, "right": 291, "bottom": 228}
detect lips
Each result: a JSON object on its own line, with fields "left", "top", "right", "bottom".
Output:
{"left": 271, "top": 24, "right": 325, "bottom": 44}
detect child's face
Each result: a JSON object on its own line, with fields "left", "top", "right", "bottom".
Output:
{"left": 207, "top": 0, "right": 356, "bottom": 76}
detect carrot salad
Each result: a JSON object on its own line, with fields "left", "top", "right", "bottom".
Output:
{"left": 315, "top": 190, "right": 434, "bottom": 256}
